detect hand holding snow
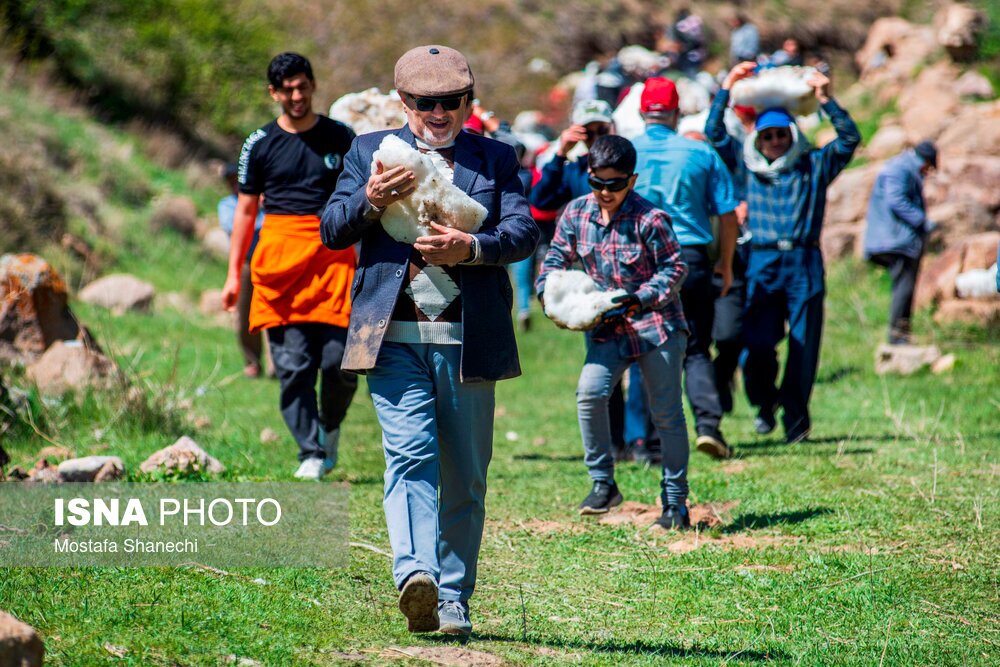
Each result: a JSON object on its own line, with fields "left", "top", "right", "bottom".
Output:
{"left": 543, "top": 270, "right": 627, "bottom": 331}
{"left": 372, "top": 135, "right": 487, "bottom": 244}
{"left": 731, "top": 66, "right": 819, "bottom": 116}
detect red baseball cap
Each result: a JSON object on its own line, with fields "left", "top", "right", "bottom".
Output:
{"left": 640, "top": 77, "right": 679, "bottom": 114}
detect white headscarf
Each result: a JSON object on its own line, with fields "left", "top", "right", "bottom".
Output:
{"left": 743, "top": 122, "right": 812, "bottom": 182}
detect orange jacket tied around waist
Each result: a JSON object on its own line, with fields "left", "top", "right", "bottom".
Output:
{"left": 248, "top": 214, "right": 355, "bottom": 333}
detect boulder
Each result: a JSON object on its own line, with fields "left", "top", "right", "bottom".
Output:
{"left": 824, "top": 162, "right": 882, "bottom": 227}
{"left": 201, "top": 227, "right": 232, "bottom": 260}
{"left": 934, "top": 299, "right": 1000, "bottom": 326}
{"left": 198, "top": 289, "right": 226, "bottom": 316}
{"left": 856, "top": 18, "right": 937, "bottom": 99}
{"left": 36, "top": 446, "right": 74, "bottom": 461}
{"left": 865, "top": 125, "right": 908, "bottom": 161}
{"left": 926, "top": 198, "right": 996, "bottom": 240}
{"left": 139, "top": 436, "right": 225, "bottom": 475}
{"left": 0, "top": 253, "right": 82, "bottom": 363}
{"left": 0, "top": 609, "right": 44, "bottom": 667}
{"left": 26, "top": 458, "right": 61, "bottom": 484}
{"left": 935, "top": 2, "right": 988, "bottom": 61}
{"left": 961, "top": 232, "right": 1000, "bottom": 272}
{"left": 149, "top": 195, "right": 199, "bottom": 238}
{"left": 898, "top": 62, "right": 961, "bottom": 142}
{"left": 25, "top": 340, "right": 116, "bottom": 396}
{"left": 954, "top": 71, "right": 994, "bottom": 100}
{"left": 820, "top": 224, "right": 862, "bottom": 260}
{"left": 914, "top": 245, "right": 964, "bottom": 310}
{"left": 935, "top": 101, "right": 1000, "bottom": 157}
{"left": 78, "top": 274, "right": 155, "bottom": 314}
{"left": 57, "top": 455, "right": 125, "bottom": 482}
{"left": 874, "top": 343, "right": 942, "bottom": 376}
{"left": 925, "top": 156, "right": 1000, "bottom": 213}
{"left": 931, "top": 353, "right": 957, "bottom": 374}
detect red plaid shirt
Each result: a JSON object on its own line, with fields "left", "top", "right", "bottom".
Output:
{"left": 537, "top": 191, "right": 688, "bottom": 358}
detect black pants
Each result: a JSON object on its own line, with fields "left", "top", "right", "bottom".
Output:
{"left": 711, "top": 253, "right": 746, "bottom": 414}
{"left": 680, "top": 245, "right": 723, "bottom": 430}
{"left": 267, "top": 323, "right": 358, "bottom": 461}
{"left": 869, "top": 252, "right": 920, "bottom": 343}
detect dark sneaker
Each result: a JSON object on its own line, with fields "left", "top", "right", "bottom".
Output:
{"left": 398, "top": 572, "right": 439, "bottom": 633}
{"left": 578, "top": 480, "right": 623, "bottom": 515}
{"left": 632, "top": 438, "right": 662, "bottom": 465}
{"left": 695, "top": 425, "right": 732, "bottom": 459}
{"left": 654, "top": 504, "right": 691, "bottom": 530}
{"left": 438, "top": 600, "right": 472, "bottom": 637}
{"left": 783, "top": 415, "right": 811, "bottom": 444}
{"left": 754, "top": 409, "right": 776, "bottom": 435}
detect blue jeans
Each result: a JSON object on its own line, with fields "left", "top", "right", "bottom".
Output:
{"left": 510, "top": 255, "right": 534, "bottom": 317}
{"left": 366, "top": 342, "right": 495, "bottom": 603}
{"left": 623, "top": 365, "right": 650, "bottom": 444}
{"left": 576, "top": 333, "right": 689, "bottom": 506}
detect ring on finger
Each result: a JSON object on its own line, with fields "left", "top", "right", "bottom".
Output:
{"left": 390, "top": 189, "right": 399, "bottom": 197}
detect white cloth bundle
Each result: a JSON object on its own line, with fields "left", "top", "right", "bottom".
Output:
{"left": 371, "top": 135, "right": 487, "bottom": 244}
{"left": 329, "top": 88, "right": 406, "bottom": 136}
{"left": 543, "top": 269, "right": 627, "bottom": 331}
{"left": 730, "top": 66, "right": 819, "bottom": 115}
{"left": 955, "top": 265, "right": 999, "bottom": 299}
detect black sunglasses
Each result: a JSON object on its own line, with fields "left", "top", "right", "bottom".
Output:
{"left": 585, "top": 125, "right": 611, "bottom": 139}
{"left": 407, "top": 94, "right": 467, "bottom": 112}
{"left": 588, "top": 175, "right": 632, "bottom": 192}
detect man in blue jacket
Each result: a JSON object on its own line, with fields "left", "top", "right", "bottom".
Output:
{"left": 707, "top": 61, "right": 860, "bottom": 443}
{"left": 321, "top": 45, "right": 538, "bottom": 638}
{"left": 863, "top": 142, "right": 938, "bottom": 344}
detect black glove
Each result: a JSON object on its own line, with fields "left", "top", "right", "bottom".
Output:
{"left": 601, "top": 293, "right": 642, "bottom": 323}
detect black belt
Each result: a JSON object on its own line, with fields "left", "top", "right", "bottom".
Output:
{"left": 751, "top": 239, "right": 820, "bottom": 251}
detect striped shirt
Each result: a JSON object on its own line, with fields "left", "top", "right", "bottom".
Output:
{"left": 537, "top": 191, "right": 688, "bottom": 358}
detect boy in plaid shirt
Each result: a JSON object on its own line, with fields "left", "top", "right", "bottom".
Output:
{"left": 536, "top": 135, "right": 693, "bottom": 529}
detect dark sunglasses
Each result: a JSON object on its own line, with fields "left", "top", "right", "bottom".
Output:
{"left": 758, "top": 128, "right": 791, "bottom": 142}
{"left": 585, "top": 125, "right": 611, "bottom": 139}
{"left": 588, "top": 175, "right": 632, "bottom": 192}
{"left": 407, "top": 94, "right": 467, "bottom": 112}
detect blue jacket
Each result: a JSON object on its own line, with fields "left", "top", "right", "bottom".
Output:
{"left": 320, "top": 126, "right": 539, "bottom": 382}
{"left": 863, "top": 151, "right": 930, "bottom": 260}
{"left": 529, "top": 154, "right": 591, "bottom": 211}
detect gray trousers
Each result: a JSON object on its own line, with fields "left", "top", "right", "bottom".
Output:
{"left": 267, "top": 323, "right": 358, "bottom": 461}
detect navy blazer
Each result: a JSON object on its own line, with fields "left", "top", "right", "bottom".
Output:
{"left": 320, "top": 126, "right": 539, "bottom": 382}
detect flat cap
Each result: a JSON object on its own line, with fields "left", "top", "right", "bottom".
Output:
{"left": 394, "top": 45, "right": 474, "bottom": 97}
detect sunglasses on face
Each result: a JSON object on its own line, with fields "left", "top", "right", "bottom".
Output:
{"left": 588, "top": 175, "right": 632, "bottom": 192}
{"left": 407, "top": 94, "right": 467, "bottom": 112}
{"left": 585, "top": 125, "right": 611, "bottom": 139}
{"left": 759, "top": 129, "right": 791, "bottom": 142}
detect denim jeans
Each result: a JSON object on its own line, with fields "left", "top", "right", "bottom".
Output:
{"left": 576, "top": 332, "right": 689, "bottom": 506}
{"left": 366, "top": 342, "right": 495, "bottom": 603}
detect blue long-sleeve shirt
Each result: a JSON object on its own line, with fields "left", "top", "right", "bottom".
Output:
{"left": 529, "top": 154, "right": 591, "bottom": 211}
{"left": 863, "top": 151, "right": 930, "bottom": 260}
{"left": 706, "top": 89, "right": 860, "bottom": 247}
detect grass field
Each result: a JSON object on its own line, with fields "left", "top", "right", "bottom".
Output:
{"left": 1, "top": 233, "right": 998, "bottom": 665}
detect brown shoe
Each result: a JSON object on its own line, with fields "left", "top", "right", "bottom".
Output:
{"left": 398, "top": 572, "right": 439, "bottom": 633}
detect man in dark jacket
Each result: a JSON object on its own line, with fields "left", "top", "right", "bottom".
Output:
{"left": 707, "top": 61, "right": 860, "bottom": 443}
{"left": 321, "top": 45, "right": 538, "bottom": 638}
{"left": 863, "top": 142, "right": 938, "bottom": 344}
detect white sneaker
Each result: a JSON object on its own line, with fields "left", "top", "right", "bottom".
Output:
{"left": 293, "top": 457, "right": 329, "bottom": 480}
{"left": 322, "top": 428, "right": 340, "bottom": 469}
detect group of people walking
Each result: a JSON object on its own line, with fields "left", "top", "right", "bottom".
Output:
{"left": 220, "top": 38, "right": 983, "bottom": 638}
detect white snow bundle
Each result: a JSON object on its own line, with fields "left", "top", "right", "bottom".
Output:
{"left": 543, "top": 269, "right": 627, "bottom": 331}
{"left": 730, "top": 66, "right": 819, "bottom": 115}
{"left": 955, "top": 265, "right": 999, "bottom": 299}
{"left": 329, "top": 88, "right": 406, "bottom": 136}
{"left": 372, "top": 135, "right": 487, "bottom": 244}
{"left": 617, "top": 45, "right": 662, "bottom": 78}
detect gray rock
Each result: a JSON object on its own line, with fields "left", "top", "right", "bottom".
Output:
{"left": 78, "top": 274, "right": 155, "bottom": 314}
{"left": 874, "top": 344, "right": 942, "bottom": 376}
{"left": 201, "top": 227, "right": 232, "bottom": 260}
{"left": 57, "top": 455, "right": 125, "bottom": 482}
{"left": 259, "top": 428, "right": 280, "bottom": 445}
{"left": 0, "top": 609, "right": 44, "bottom": 667}
{"left": 139, "top": 436, "right": 225, "bottom": 475}
{"left": 25, "top": 340, "right": 116, "bottom": 396}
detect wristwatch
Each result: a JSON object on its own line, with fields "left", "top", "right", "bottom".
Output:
{"left": 480, "top": 111, "right": 496, "bottom": 123}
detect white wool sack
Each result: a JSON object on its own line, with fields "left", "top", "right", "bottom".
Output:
{"left": 730, "top": 66, "right": 819, "bottom": 116}
{"left": 372, "top": 135, "right": 487, "bottom": 244}
{"left": 543, "top": 269, "right": 627, "bottom": 331}
{"left": 329, "top": 88, "right": 406, "bottom": 135}
{"left": 955, "top": 265, "right": 999, "bottom": 299}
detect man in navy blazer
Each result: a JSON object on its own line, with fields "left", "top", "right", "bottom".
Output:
{"left": 321, "top": 45, "right": 538, "bottom": 637}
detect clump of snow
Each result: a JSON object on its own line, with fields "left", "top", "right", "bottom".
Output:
{"left": 329, "top": 88, "right": 406, "bottom": 135}
{"left": 731, "top": 66, "right": 819, "bottom": 116}
{"left": 955, "top": 264, "right": 999, "bottom": 298}
{"left": 372, "top": 135, "right": 488, "bottom": 244}
{"left": 543, "top": 269, "right": 627, "bottom": 331}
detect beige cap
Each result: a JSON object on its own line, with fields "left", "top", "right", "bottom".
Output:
{"left": 394, "top": 45, "right": 475, "bottom": 97}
